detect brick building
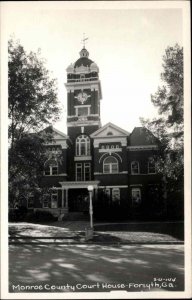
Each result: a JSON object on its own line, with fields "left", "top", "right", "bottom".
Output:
{"left": 32, "top": 46, "right": 165, "bottom": 220}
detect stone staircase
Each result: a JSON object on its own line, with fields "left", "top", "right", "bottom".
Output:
{"left": 63, "top": 212, "right": 89, "bottom": 221}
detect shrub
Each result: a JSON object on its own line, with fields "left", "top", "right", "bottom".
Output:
{"left": 24, "top": 210, "right": 58, "bottom": 222}
{"left": 8, "top": 206, "right": 28, "bottom": 222}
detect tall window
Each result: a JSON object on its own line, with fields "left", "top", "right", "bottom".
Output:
{"left": 131, "top": 161, "right": 139, "bottom": 174}
{"left": 112, "top": 188, "right": 120, "bottom": 204}
{"left": 76, "top": 135, "right": 90, "bottom": 156}
{"left": 76, "top": 163, "right": 91, "bottom": 181}
{"left": 103, "top": 156, "right": 119, "bottom": 174}
{"left": 148, "top": 158, "right": 156, "bottom": 174}
{"left": 132, "top": 188, "right": 141, "bottom": 207}
{"left": 42, "top": 194, "right": 50, "bottom": 208}
{"left": 27, "top": 195, "right": 34, "bottom": 209}
{"left": 76, "top": 163, "right": 83, "bottom": 181}
{"left": 51, "top": 191, "right": 58, "bottom": 208}
{"left": 84, "top": 163, "right": 91, "bottom": 181}
{"left": 44, "top": 159, "right": 58, "bottom": 176}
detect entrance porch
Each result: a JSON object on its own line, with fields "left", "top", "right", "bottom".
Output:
{"left": 58, "top": 181, "right": 100, "bottom": 213}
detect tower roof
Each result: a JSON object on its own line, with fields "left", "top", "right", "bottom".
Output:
{"left": 74, "top": 47, "right": 93, "bottom": 68}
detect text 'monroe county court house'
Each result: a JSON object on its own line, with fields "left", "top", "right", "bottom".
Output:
{"left": 30, "top": 45, "right": 166, "bottom": 220}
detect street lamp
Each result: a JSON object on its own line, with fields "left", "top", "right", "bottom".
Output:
{"left": 87, "top": 185, "right": 94, "bottom": 229}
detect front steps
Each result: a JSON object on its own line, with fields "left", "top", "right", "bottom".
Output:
{"left": 63, "top": 212, "right": 89, "bottom": 221}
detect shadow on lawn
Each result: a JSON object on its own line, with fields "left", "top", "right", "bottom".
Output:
{"left": 94, "top": 222, "right": 184, "bottom": 241}
{"left": 9, "top": 243, "right": 184, "bottom": 293}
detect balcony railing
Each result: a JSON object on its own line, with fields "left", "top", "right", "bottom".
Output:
{"left": 67, "top": 77, "right": 98, "bottom": 83}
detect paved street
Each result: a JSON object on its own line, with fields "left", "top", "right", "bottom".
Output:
{"left": 9, "top": 244, "right": 184, "bottom": 293}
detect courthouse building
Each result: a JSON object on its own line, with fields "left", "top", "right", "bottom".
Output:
{"left": 32, "top": 46, "right": 164, "bottom": 219}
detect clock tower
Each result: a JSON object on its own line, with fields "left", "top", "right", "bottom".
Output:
{"left": 65, "top": 46, "right": 102, "bottom": 138}
{"left": 65, "top": 46, "right": 102, "bottom": 181}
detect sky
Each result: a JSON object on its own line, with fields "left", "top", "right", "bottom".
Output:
{"left": 2, "top": 1, "right": 184, "bottom": 133}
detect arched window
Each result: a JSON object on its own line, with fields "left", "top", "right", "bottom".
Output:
{"left": 148, "top": 158, "right": 156, "bottom": 174}
{"left": 76, "top": 135, "right": 90, "bottom": 156}
{"left": 131, "top": 161, "right": 139, "bottom": 174}
{"left": 44, "top": 159, "right": 58, "bottom": 176}
{"left": 107, "top": 131, "right": 113, "bottom": 136}
{"left": 80, "top": 74, "right": 85, "bottom": 81}
{"left": 103, "top": 156, "right": 119, "bottom": 174}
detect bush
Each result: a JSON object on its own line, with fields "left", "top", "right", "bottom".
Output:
{"left": 24, "top": 210, "right": 58, "bottom": 222}
{"left": 9, "top": 206, "right": 28, "bottom": 222}
{"left": 94, "top": 204, "right": 128, "bottom": 222}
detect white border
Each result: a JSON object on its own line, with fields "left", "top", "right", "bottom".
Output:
{"left": 1, "top": 1, "right": 191, "bottom": 299}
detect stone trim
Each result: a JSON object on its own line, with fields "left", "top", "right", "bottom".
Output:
{"left": 99, "top": 148, "right": 122, "bottom": 153}
{"left": 94, "top": 137, "right": 127, "bottom": 148}
{"left": 59, "top": 181, "right": 100, "bottom": 189}
{"left": 99, "top": 152, "right": 123, "bottom": 164}
{"left": 67, "top": 121, "right": 101, "bottom": 127}
{"left": 67, "top": 114, "right": 100, "bottom": 119}
{"left": 45, "top": 140, "right": 68, "bottom": 149}
{"left": 65, "top": 82, "right": 100, "bottom": 91}
{"left": 74, "top": 156, "right": 92, "bottom": 161}
{"left": 127, "top": 145, "right": 158, "bottom": 151}
{"left": 44, "top": 173, "right": 67, "bottom": 177}
{"left": 94, "top": 171, "right": 127, "bottom": 175}
{"left": 98, "top": 185, "right": 128, "bottom": 188}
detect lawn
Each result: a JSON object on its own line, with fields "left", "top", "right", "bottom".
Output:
{"left": 9, "top": 221, "right": 184, "bottom": 244}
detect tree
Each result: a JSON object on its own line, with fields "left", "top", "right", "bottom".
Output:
{"left": 8, "top": 38, "right": 61, "bottom": 207}
{"left": 8, "top": 38, "right": 60, "bottom": 146}
{"left": 142, "top": 44, "right": 183, "bottom": 145}
{"left": 140, "top": 44, "right": 184, "bottom": 218}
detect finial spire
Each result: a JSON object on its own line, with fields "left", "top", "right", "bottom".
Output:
{"left": 81, "top": 33, "right": 88, "bottom": 48}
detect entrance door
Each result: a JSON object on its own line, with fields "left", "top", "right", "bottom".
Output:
{"left": 76, "top": 194, "right": 89, "bottom": 212}
{"left": 69, "top": 189, "right": 89, "bottom": 212}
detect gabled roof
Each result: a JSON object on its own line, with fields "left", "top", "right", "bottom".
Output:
{"left": 129, "top": 127, "right": 160, "bottom": 146}
{"left": 41, "top": 126, "right": 70, "bottom": 149}
{"left": 41, "top": 126, "right": 68, "bottom": 140}
{"left": 51, "top": 127, "right": 68, "bottom": 140}
{"left": 90, "top": 122, "right": 130, "bottom": 138}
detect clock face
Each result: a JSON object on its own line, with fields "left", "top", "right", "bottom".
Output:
{"left": 76, "top": 92, "right": 89, "bottom": 104}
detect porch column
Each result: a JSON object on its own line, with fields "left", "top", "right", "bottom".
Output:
{"left": 65, "top": 189, "right": 68, "bottom": 209}
{"left": 61, "top": 189, "right": 64, "bottom": 208}
{"left": 95, "top": 187, "right": 98, "bottom": 201}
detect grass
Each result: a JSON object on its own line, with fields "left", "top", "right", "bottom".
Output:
{"left": 9, "top": 221, "right": 184, "bottom": 244}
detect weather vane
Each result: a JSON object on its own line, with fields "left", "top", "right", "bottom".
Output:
{"left": 81, "top": 33, "right": 89, "bottom": 48}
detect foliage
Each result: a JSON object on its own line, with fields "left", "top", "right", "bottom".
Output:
{"left": 140, "top": 44, "right": 184, "bottom": 215}
{"left": 24, "top": 210, "right": 58, "bottom": 222}
{"left": 8, "top": 206, "right": 28, "bottom": 222}
{"left": 8, "top": 38, "right": 61, "bottom": 207}
{"left": 8, "top": 38, "right": 60, "bottom": 145}
{"left": 9, "top": 131, "right": 49, "bottom": 207}
{"left": 8, "top": 208, "right": 58, "bottom": 222}
{"left": 151, "top": 44, "right": 183, "bottom": 129}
